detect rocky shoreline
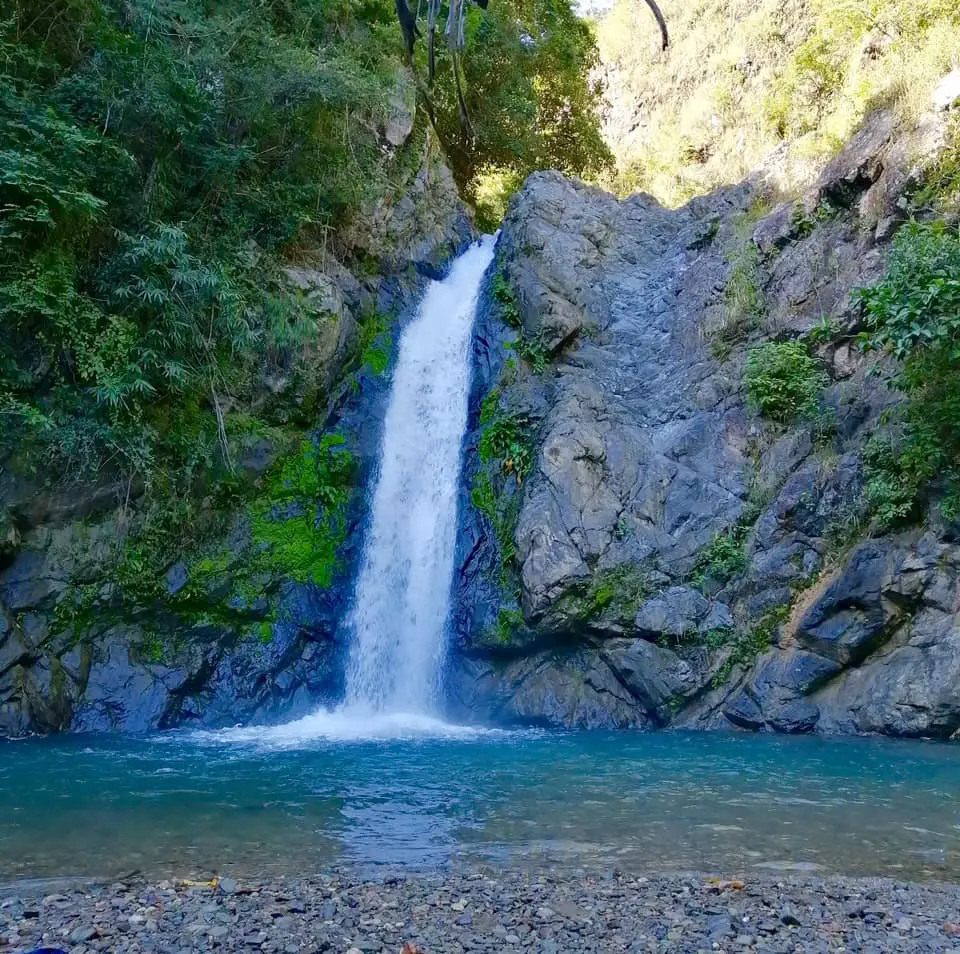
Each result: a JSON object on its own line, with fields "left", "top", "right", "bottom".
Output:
{"left": 4, "top": 869, "right": 960, "bottom": 954}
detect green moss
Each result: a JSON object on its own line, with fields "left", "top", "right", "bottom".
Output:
{"left": 356, "top": 312, "right": 392, "bottom": 376}
{"left": 494, "top": 608, "right": 525, "bottom": 645}
{"left": 580, "top": 564, "right": 649, "bottom": 621}
{"left": 137, "top": 630, "right": 167, "bottom": 665}
{"left": 247, "top": 436, "right": 355, "bottom": 587}
{"left": 479, "top": 388, "right": 502, "bottom": 426}
{"left": 53, "top": 432, "right": 355, "bottom": 652}
{"left": 471, "top": 469, "right": 521, "bottom": 591}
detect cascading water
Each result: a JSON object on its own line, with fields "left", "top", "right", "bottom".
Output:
{"left": 207, "top": 236, "right": 496, "bottom": 744}
{"left": 344, "top": 236, "right": 496, "bottom": 715}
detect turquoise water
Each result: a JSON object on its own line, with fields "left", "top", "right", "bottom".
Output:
{"left": 2, "top": 725, "right": 959, "bottom": 882}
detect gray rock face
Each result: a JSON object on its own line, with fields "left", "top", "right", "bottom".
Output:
{"left": 794, "top": 540, "right": 898, "bottom": 665}
{"left": 701, "top": 530, "right": 960, "bottom": 738}
{"left": 453, "top": 109, "right": 960, "bottom": 738}
{"left": 449, "top": 648, "right": 653, "bottom": 729}
{"left": 497, "top": 173, "right": 755, "bottom": 609}
{"left": 635, "top": 587, "right": 718, "bottom": 638}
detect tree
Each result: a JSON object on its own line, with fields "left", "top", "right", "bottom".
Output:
{"left": 430, "top": 0, "right": 613, "bottom": 228}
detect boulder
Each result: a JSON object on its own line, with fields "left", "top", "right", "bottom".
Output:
{"left": 601, "top": 638, "right": 703, "bottom": 724}
{"left": 794, "top": 541, "right": 898, "bottom": 665}
{"left": 721, "top": 649, "right": 841, "bottom": 734}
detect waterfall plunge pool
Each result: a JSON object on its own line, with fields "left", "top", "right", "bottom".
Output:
{"left": 2, "top": 725, "right": 959, "bottom": 883}
{"left": 5, "top": 241, "right": 958, "bottom": 890}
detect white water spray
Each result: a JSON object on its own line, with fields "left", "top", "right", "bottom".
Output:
{"left": 345, "top": 236, "right": 495, "bottom": 715}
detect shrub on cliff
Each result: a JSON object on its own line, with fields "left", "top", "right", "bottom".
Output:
{"left": 0, "top": 0, "right": 405, "bottom": 485}
{"left": 745, "top": 340, "right": 827, "bottom": 423}
{"left": 858, "top": 220, "right": 960, "bottom": 525}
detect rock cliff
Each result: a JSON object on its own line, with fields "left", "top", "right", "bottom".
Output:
{"left": 450, "top": 102, "right": 960, "bottom": 739}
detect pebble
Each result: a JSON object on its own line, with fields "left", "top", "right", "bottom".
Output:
{"left": 0, "top": 869, "right": 959, "bottom": 954}
{"left": 69, "top": 924, "right": 98, "bottom": 943}
{"left": 218, "top": 877, "right": 238, "bottom": 896}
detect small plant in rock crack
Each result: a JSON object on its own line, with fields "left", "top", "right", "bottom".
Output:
{"left": 478, "top": 412, "right": 534, "bottom": 484}
{"left": 711, "top": 608, "right": 786, "bottom": 688}
{"left": 791, "top": 198, "right": 838, "bottom": 238}
{"left": 691, "top": 530, "right": 748, "bottom": 591}
{"left": 493, "top": 608, "right": 525, "bottom": 645}
{"left": 507, "top": 331, "right": 549, "bottom": 374}
{"left": 492, "top": 270, "right": 522, "bottom": 329}
{"left": 807, "top": 314, "right": 842, "bottom": 345}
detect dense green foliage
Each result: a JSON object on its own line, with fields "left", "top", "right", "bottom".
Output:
{"left": 0, "top": 0, "right": 406, "bottom": 488}
{"left": 745, "top": 340, "right": 828, "bottom": 423}
{"left": 431, "top": 0, "right": 612, "bottom": 229}
{"left": 858, "top": 221, "right": 960, "bottom": 526}
{"left": 1, "top": 0, "right": 607, "bottom": 490}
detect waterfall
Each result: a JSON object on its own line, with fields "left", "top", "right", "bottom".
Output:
{"left": 344, "top": 236, "right": 496, "bottom": 715}
{"left": 205, "top": 236, "right": 497, "bottom": 745}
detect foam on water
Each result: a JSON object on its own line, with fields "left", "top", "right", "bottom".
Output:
{"left": 194, "top": 708, "right": 510, "bottom": 748}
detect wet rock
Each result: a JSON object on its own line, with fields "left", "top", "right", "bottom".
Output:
{"left": 633, "top": 587, "right": 709, "bottom": 639}
{"left": 452, "top": 648, "right": 650, "bottom": 729}
{"left": 794, "top": 541, "right": 898, "bottom": 665}
{"left": 601, "top": 638, "right": 704, "bottom": 723}
{"left": 165, "top": 562, "right": 188, "bottom": 596}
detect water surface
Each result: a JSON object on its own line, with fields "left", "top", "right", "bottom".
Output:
{"left": 2, "top": 724, "right": 959, "bottom": 882}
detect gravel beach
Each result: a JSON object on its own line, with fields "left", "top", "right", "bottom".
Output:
{"left": 4, "top": 869, "right": 960, "bottom": 954}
